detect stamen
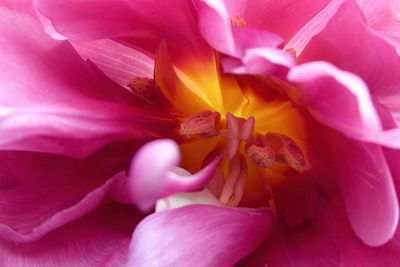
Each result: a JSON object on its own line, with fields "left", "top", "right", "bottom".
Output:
{"left": 127, "top": 77, "right": 158, "bottom": 105}
{"left": 245, "top": 143, "right": 276, "bottom": 168}
{"left": 279, "top": 142, "right": 306, "bottom": 171}
{"left": 179, "top": 110, "right": 220, "bottom": 138}
{"left": 264, "top": 133, "right": 306, "bottom": 171}
{"left": 230, "top": 13, "right": 246, "bottom": 28}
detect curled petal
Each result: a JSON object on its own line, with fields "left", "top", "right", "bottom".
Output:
{"left": 128, "top": 205, "right": 275, "bottom": 267}
{"left": 114, "top": 139, "right": 221, "bottom": 212}
{"left": 288, "top": 61, "right": 400, "bottom": 149}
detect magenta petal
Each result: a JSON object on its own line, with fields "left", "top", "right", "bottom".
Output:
{"left": 0, "top": 9, "right": 170, "bottom": 157}
{"left": 238, "top": 200, "right": 339, "bottom": 267}
{"left": 0, "top": 203, "right": 141, "bottom": 267}
{"left": 114, "top": 139, "right": 221, "bottom": 212}
{"left": 298, "top": 0, "right": 400, "bottom": 101}
{"left": 287, "top": 61, "right": 400, "bottom": 148}
{"left": 328, "top": 188, "right": 400, "bottom": 267}
{"left": 0, "top": 171, "right": 124, "bottom": 243}
{"left": 321, "top": 130, "right": 399, "bottom": 246}
{"left": 128, "top": 205, "right": 274, "bottom": 267}
{"left": 196, "top": 0, "right": 294, "bottom": 74}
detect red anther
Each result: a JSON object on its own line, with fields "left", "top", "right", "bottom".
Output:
{"left": 179, "top": 110, "right": 220, "bottom": 138}
{"left": 127, "top": 77, "right": 159, "bottom": 105}
{"left": 264, "top": 132, "right": 306, "bottom": 171}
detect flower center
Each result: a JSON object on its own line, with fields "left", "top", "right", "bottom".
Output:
{"left": 179, "top": 110, "right": 306, "bottom": 206}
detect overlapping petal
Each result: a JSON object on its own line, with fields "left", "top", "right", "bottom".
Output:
{"left": 298, "top": 0, "right": 400, "bottom": 102}
{"left": 287, "top": 61, "right": 400, "bottom": 149}
{"left": 0, "top": 203, "right": 141, "bottom": 267}
{"left": 71, "top": 39, "right": 155, "bottom": 88}
{"left": 0, "top": 8, "right": 171, "bottom": 157}
{"left": 309, "top": 123, "right": 399, "bottom": 246}
{"left": 127, "top": 205, "right": 274, "bottom": 267}
{"left": 195, "top": 0, "right": 295, "bottom": 75}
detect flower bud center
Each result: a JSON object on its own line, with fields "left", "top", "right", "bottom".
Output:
{"left": 179, "top": 110, "right": 307, "bottom": 207}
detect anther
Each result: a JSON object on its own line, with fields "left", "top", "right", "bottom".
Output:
{"left": 264, "top": 133, "right": 306, "bottom": 171}
{"left": 179, "top": 110, "right": 220, "bottom": 138}
{"left": 230, "top": 13, "right": 246, "bottom": 28}
{"left": 127, "top": 77, "right": 158, "bottom": 105}
{"left": 245, "top": 143, "right": 276, "bottom": 168}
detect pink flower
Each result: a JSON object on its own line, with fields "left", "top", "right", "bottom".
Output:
{"left": 1, "top": 0, "right": 400, "bottom": 266}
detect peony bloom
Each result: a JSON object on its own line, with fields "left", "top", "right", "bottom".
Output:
{"left": 1, "top": 0, "right": 400, "bottom": 266}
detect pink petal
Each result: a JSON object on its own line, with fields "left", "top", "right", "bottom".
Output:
{"left": 328, "top": 187, "right": 400, "bottom": 267}
{"left": 357, "top": 0, "right": 400, "bottom": 50}
{"left": 0, "top": 170, "right": 124, "bottom": 243}
{"left": 127, "top": 205, "right": 274, "bottom": 267}
{"left": 111, "top": 139, "right": 221, "bottom": 212}
{"left": 284, "top": 0, "right": 345, "bottom": 55}
{"left": 298, "top": 0, "right": 400, "bottom": 101}
{"left": 0, "top": 140, "right": 136, "bottom": 243}
{"left": 287, "top": 61, "right": 400, "bottom": 149}
{"left": 33, "top": 0, "right": 206, "bottom": 59}
{"left": 71, "top": 39, "right": 154, "bottom": 88}
{"left": 0, "top": 9, "right": 171, "bottom": 157}
{"left": 195, "top": 0, "right": 295, "bottom": 74}
{"left": 225, "top": 0, "right": 334, "bottom": 45}
{"left": 0, "top": 203, "right": 141, "bottom": 267}
{"left": 314, "top": 126, "right": 399, "bottom": 246}
{"left": 34, "top": 0, "right": 152, "bottom": 41}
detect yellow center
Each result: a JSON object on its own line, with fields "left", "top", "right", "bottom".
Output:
{"left": 154, "top": 44, "right": 309, "bottom": 208}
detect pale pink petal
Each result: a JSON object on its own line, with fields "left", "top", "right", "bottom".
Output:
{"left": 111, "top": 139, "right": 221, "bottom": 212}
{"left": 287, "top": 61, "right": 400, "bottom": 149}
{"left": 357, "top": 0, "right": 400, "bottom": 51}
{"left": 284, "top": 0, "right": 345, "bottom": 55}
{"left": 0, "top": 9, "right": 171, "bottom": 157}
{"left": 71, "top": 39, "right": 154, "bottom": 88}
{"left": 238, "top": 200, "right": 339, "bottom": 267}
{"left": 0, "top": 203, "right": 141, "bottom": 267}
{"left": 127, "top": 205, "right": 274, "bottom": 267}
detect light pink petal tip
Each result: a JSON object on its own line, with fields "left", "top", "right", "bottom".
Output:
{"left": 0, "top": 203, "right": 140, "bottom": 267}
{"left": 71, "top": 39, "right": 155, "bottom": 88}
{"left": 287, "top": 61, "right": 400, "bottom": 149}
{"left": 128, "top": 205, "right": 275, "bottom": 267}
{"left": 112, "top": 139, "right": 221, "bottom": 212}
